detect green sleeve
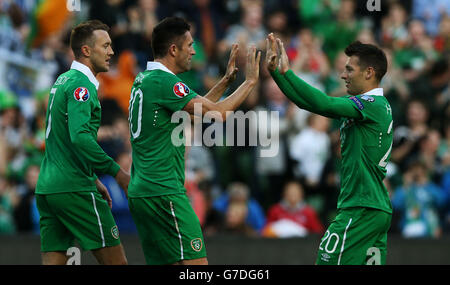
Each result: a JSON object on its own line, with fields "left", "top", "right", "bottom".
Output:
{"left": 270, "top": 69, "right": 337, "bottom": 118}
{"left": 272, "top": 69, "right": 361, "bottom": 119}
{"left": 67, "top": 85, "right": 120, "bottom": 177}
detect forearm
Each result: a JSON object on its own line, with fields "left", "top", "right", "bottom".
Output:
{"left": 71, "top": 132, "right": 120, "bottom": 176}
{"left": 270, "top": 69, "right": 337, "bottom": 118}
{"left": 215, "top": 80, "right": 256, "bottom": 119}
{"left": 282, "top": 69, "right": 360, "bottom": 119}
{"left": 203, "top": 76, "right": 230, "bottom": 103}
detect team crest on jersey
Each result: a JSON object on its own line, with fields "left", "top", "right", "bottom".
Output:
{"left": 73, "top": 87, "right": 90, "bottom": 102}
{"left": 111, "top": 225, "right": 119, "bottom": 239}
{"left": 190, "top": 238, "right": 203, "bottom": 252}
{"left": 173, "top": 82, "right": 190, "bottom": 98}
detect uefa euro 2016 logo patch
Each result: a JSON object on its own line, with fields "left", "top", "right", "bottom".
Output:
{"left": 173, "top": 82, "right": 190, "bottom": 98}
{"left": 73, "top": 87, "right": 90, "bottom": 102}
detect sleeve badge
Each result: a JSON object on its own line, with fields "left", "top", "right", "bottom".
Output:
{"left": 173, "top": 82, "right": 190, "bottom": 98}
{"left": 73, "top": 87, "right": 90, "bottom": 102}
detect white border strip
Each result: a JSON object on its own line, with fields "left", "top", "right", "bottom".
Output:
{"left": 170, "top": 201, "right": 184, "bottom": 260}
{"left": 337, "top": 218, "right": 353, "bottom": 265}
{"left": 91, "top": 193, "right": 105, "bottom": 248}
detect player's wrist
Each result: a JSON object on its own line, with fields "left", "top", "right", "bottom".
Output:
{"left": 244, "top": 78, "right": 258, "bottom": 87}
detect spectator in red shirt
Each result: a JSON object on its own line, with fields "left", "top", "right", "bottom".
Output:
{"left": 263, "top": 180, "right": 324, "bottom": 237}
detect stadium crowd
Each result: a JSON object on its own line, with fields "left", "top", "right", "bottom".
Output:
{"left": 0, "top": 0, "right": 449, "bottom": 240}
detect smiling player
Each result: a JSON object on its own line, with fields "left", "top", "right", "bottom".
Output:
{"left": 128, "top": 17, "right": 260, "bottom": 265}
{"left": 266, "top": 33, "right": 393, "bottom": 265}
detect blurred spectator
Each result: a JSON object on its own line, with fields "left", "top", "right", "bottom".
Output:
{"left": 412, "top": 0, "right": 450, "bottom": 36}
{"left": 380, "top": 2, "right": 409, "bottom": 49}
{"left": 185, "top": 122, "right": 216, "bottom": 185}
{"left": 290, "top": 113, "right": 331, "bottom": 190}
{"left": 125, "top": 0, "right": 159, "bottom": 68}
{"left": 183, "top": 0, "right": 225, "bottom": 60}
{"left": 323, "top": 50, "right": 348, "bottom": 97}
{"left": 297, "top": 0, "right": 339, "bottom": 36}
{"left": 185, "top": 179, "right": 207, "bottom": 227}
{"left": 213, "top": 182, "right": 266, "bottom": 233}
{"left": 440, "top": 125, "right": 450, "bottom": 232}
{"left": 201, "top": 181, "right": 225, "bottom": 236}
{"left": 221, "top": 200, "right": 258, "bottom": 236}
{"left": 265, "top": 8, "right": 289, "bottom": 42}
{"left": 381, "top": 47, "right": 410, "bottom": 125}
{"left": 291, "top": 28, "right": 330, "bottom": 91}
{"left": 263, "top": 180, "right": 324, "bottom": 238}
{"left": 13, "top": 163, "right": 40, "bottom": 233}
{"left": 391, "top": 160, "right": 446, "bottom": 238}
{"left": 392, "top": 99, "right": 430, "bottom": 170}
{"left": 320, "top": 0, "right": 362, "bottom": 63}
{"left": 356, "top": 28, "right": 376, "bottom": 45}
{"left": 434, "top": 16, "right": 450, "bottom": 53}
{"left": 88, "top": 0, "right": 129, "bottom": 54}
{"left": 251, "top": 78, "right": 308, "bottom": 206}
{"left": 414, "top": 129, "right": 444, "bottom": 182}
{"left": 98, "top": 115, "right": 130, "bottom": 159}
{"left": 218, "top": 1, "right": 266, "bottom": 56}
{"left": 98, "top": 50, "right": 138, "bottom": 115}
{"left": 0, "top": 176, "right": 16, "bottom": 234}
{"left": 394, "top": 20, "right": 439, "bottom": 84}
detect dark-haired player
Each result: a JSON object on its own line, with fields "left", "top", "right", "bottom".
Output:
{"left": 36, "top": 20, "right": 130, "bottom": 265}
{"left": 127, "top": 17, "right": 260, "bottom": 265}
{"left": 266, "top": 33, "right": 393, "bottom": 265}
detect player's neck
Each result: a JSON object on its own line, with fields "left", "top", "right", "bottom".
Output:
{"left": 155, "top": 58, "right": 180, "bottom": 74}
{"left": 360, "top": 83, "right": 380, "bottom": 94}
{"left": 75, "top": 58, "right": 98, "bottom": 77}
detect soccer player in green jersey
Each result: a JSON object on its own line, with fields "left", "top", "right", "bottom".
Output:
{"left": 35, "top": 20, "right": 130, "bottom": 265}
{"left": 127, "top": 17, "right": 260, "bottom": 265}
{"left": 266, "top": 33, "right": 393, "bottom": 265}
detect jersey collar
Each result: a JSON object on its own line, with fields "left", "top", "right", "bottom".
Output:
{"left": 361, "top": 87, "right": 383, "bottom": 96}
{"left": 146, "top": 61, "right": 175, "bottom": 75}
{"left": 70, "top": 60, "right": 100, "bottom": 90}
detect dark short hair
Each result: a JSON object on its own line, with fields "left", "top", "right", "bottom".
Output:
{"left": 151, "top": 17, "right": 191, "bottom": 59}
{"left": 344, "top": 41, "right": 388, "bottom": 82}
{"left": 70, "top": 20, "right": 109, "bottom": 59}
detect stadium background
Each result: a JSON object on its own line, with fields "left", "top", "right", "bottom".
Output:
{"left": 0, "top": 0, "right": 449, "bottom": 264}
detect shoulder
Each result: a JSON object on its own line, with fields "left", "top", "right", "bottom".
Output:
{"left": 64, "top": 70, "right": 97, "bottom": 93}
{"left": 141, "top": 70, "right": 185, "bottom": 89}
{"left": 60, "top": 72, "right": 96, "bottom": 103}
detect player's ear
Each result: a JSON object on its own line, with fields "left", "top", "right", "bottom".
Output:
{"left": 80, "top": 44, "right": 91, "bottom": 58}
{"left": 168, "top": 43, "right": 177, "bottom": 57}
{"left": 365, "top": 66, "right": 375, "bottom": 80}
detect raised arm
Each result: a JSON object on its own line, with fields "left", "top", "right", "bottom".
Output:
{"left": 183, "top": 45, "right": 261, "bottom": 121}
{"left": 266, "top": 33, "right": 361, "bottom": 120}
{"left": 203, "top": 43, "right": 239, "bottom": 103}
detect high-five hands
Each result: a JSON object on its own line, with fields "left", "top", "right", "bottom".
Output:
{"left": 265, "top": 33, "right": 290, "bottom": 75}
{"left": 266, "top": 33, "right": 279, "bottom": 72}
{"left": 245, "top": 45, "right": 261, "bottom": 85}
{"left": 224, "top": 43, "right": 239, "bottom": 82}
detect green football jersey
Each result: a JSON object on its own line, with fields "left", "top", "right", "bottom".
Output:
{"left": 270, "top": 70, "right": 393, "bottom": 214}
{"left": 36, "top": 61, "right": 120, "bottom": 195}
{"left": 128, "top": 62, "right": 197, "bottom": 198}
{"left": 338, "top": 88, "right": 393, "bottom": 214}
